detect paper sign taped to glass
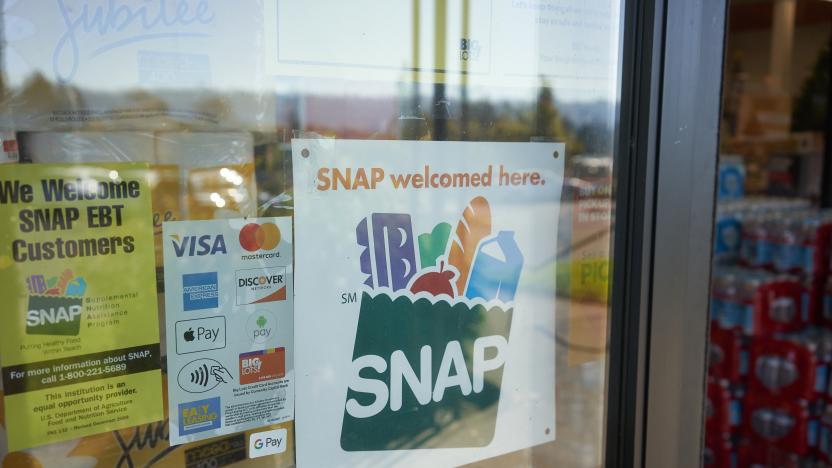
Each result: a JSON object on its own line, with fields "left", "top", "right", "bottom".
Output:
{"left": 292, "top": 139, "right": 562, "bottom": 467}
{"left": 0, "top": 163, "right": 163, "bottom": 451}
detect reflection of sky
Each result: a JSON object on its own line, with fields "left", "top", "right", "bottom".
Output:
{"left": 3, "top": 0, "right": 622, "bottom": 104}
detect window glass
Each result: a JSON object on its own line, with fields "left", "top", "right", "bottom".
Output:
{"left": 705, "top": 1, "right": 832, "bottom": 466}
{"left": 0, "top": 1, "right": 624, "bottom": 466}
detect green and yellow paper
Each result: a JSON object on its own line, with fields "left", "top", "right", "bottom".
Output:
{"left": 0, "top": 164, "right": 162, "bottom": 451}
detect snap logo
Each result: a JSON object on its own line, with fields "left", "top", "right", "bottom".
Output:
{"left": 25, "top": 269, "right": 87, "bottom": 336}
{"left": 170, "top": 234, "right": 227, "bottom": 257}
{"left": 249, "top": 428, "right": 287, "bottom": 458}
{"left": 235, "top": 267, "right": 286, "bottom": 305}
{"left": 238, "top": 223, "right": 280, "bottom": 252}
{"left": 342, "top": 196, "right": 520, "bottom": 451}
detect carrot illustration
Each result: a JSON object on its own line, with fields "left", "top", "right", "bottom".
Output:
{"left": 447, "top": 196, "right": 491, "bottom": 295}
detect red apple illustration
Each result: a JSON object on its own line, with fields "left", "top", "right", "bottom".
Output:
{"left": 410, "top": 261, "right": 456, "bottom": 298}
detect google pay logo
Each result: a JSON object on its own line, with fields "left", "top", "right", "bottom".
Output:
{"left": 249, "top": 428, "right": 287, "bottom": 458}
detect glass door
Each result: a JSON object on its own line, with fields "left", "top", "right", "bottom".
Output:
{"left": 0, "top": 1, "right": 631, "bottom": 467}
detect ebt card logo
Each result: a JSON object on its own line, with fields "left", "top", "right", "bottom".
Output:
{"left": 25, "top": 269, "right": 87, "bottom": 336}
{"left": 342, "top": 196, "right": 521, "bottom": 451}
{"left": 178, "top": 396, "right": 221, "bottom": 436}
{"left": 52, "top": 0, "right": 215, "bottom": 84}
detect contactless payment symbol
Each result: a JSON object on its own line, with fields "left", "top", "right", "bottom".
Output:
{"left": 239, "top": 222, "right": 280, "bottom": 252}
{"left": 177, "top": 358, "right": 234, "bottom": 393}
{"left": 179, "top": 396, "right": 221, "bottom": 435}
{"left": 182, "top": 272, "right": 219, "bottom": 311}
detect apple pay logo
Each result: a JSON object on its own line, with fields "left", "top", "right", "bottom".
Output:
{"left": 175, "top": 316, "right": 226, "bottom": 355}
{"left": 249, "top": 428, "right": 287, "bottom": 458}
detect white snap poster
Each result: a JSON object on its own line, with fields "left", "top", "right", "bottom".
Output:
{"left": 162, "top": 217, "right": 294, "bottom": 446}
{"left": 292, "top": 140, "right": 562, "bottom": 467}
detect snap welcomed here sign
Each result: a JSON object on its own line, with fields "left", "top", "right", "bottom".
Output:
{"left": 292, "top": 140, "right": 562, "bottom": 467}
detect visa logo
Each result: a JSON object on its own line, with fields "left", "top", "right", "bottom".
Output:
{"left": 171, "top": 234, "right": 227, "bottom": 257}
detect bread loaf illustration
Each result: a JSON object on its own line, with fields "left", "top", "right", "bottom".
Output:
{"left": 447, "top": 196, "right": 492, "bottom": 295}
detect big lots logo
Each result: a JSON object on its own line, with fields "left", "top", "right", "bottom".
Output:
{"left": 170, "top": 234, "right": 227, "bottom": 257}
{"left": 342, "top": 196, "right": 521, "bottom": 451}
{"left": 238, "top": 348, "right": 285, "bottom": 385}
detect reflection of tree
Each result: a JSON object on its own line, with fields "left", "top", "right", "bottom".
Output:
{"left": 534, "top": 85, "right": 584, "bottom": 153}
{"left": 9, "top": 72, "right": 83, "bottom": 114}
{"left": 792, "top": 41, "right": 830, "bottom": 132}
{"left": 431, "top": 84, "right": 587, "bottom": 153}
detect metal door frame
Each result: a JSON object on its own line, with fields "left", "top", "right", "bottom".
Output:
{"left": 605, "top": 0, "right": 727, "bottom": 466}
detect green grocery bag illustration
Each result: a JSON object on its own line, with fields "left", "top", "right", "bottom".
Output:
{"left": 342, "top": 197, "right": 523, "bottom": 451}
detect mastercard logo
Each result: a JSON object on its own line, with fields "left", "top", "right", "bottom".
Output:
{"left": 239, "top": 223, "right": 281, "bottom": 252}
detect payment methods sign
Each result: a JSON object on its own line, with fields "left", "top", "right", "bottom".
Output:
{"left": 163, "top": 217, "right": 295, "bottom": 446}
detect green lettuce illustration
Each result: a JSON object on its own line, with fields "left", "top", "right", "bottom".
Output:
{"left": 417, "top": 222, "right": 452, "bottom": 268}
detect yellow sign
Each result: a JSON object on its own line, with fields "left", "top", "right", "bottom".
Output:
{"left": 0, "top": 163, "right": 163, "bottom": 451}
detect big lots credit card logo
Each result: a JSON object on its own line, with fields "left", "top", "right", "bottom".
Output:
{"left": 238, "top": 348, "right": 285, "bottom": 385}
{"left": 342, "top": 196, "right": 521, "bottom": 451}
{"left": 25, "top": 269, "right": 87, "bottom": 336}
{"left": 235, "top": 267, "right": 286, "bottom": 305}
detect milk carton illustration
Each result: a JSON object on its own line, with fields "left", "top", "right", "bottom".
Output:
{"left": 465, "top": 231, "right": 524, "bottom": 302}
